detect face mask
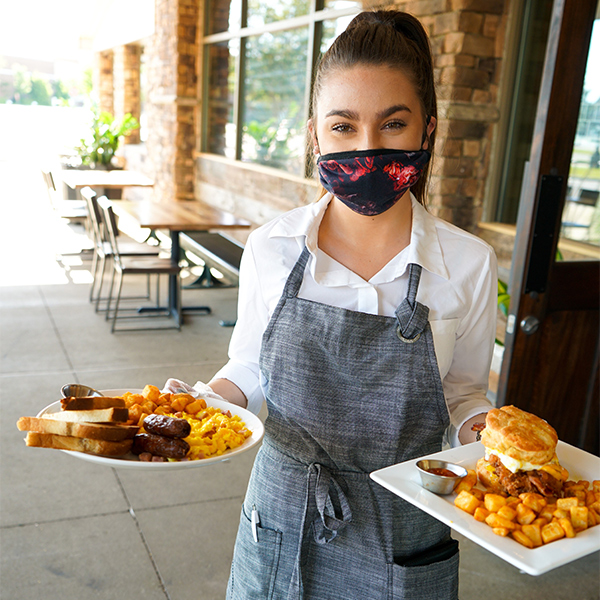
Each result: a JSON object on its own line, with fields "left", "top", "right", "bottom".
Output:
{"left": 317, "top": 148, "right": 431, "bottom": 216}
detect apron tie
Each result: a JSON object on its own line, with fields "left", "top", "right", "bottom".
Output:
{"left": 395, "top": 264, "right": 429, "bottom": 342}
{"left": 288, "top": 462, "right": 353, "bottom": 599}
{"left": 313, "top": 463, "right": 353, "bottom": 544}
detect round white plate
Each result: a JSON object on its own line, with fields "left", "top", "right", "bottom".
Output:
{"left": 37, "top": 389, "right": 264, "bottom": 470}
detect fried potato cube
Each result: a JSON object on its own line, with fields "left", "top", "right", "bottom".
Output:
{"left": 142, "top": 384, "right": 160, "bottom": 401}
{"left": 521, "top": 493, "right": 546, "bottom": 514}
{"left": 521, "top": 524, "right": 543, "bottom": 547}
{"left": 589, "top": 509, "right": 599, "bottom": 527}
{"left": 512, "top": 529, "right": 535, "bottom": 549}
{"left": 141, "top": 400, "right": 156, "bottom": 414}
{"left": 485, "top": 513, "right": 518, "bottom": 531}
{"left": 586, "top": 491, "right": 597, "bottom": 507}
{"left": 498, "top": 505, "right": 518, "bottom": 522}
{"left": 470, "top": 488, "right": 485, "bottom": 501}
{"left": 538, "top": 504, "right": 556, "bottom": 521}
{"left": 171, "top": 393, "right": 194, "bottom": 412}
{"left": 484, "top": 493, "right": 507, "bottom": 513}
{"left": 557, "top": 497, "right": 578, "bottom": 510}
{"left": 553, "top": 508, "right": 569, "bottom": 520}
{"left": 577, "top": 480, "right": 590, "bottom": 488}
{"left": 492, "top": 527, "right": 510, "bottom": 537}
{"left": 506, "top": 496, "right": 522, "bottom": 506}
{"left": 541, "top": 521, "right": 565, "bottom": 544}
{"left": 156, "top": 392, "right": 172, "bottom": 406}
{"left": 516, "top": 503, "right": 537, "bottom": 526}
{"left": 593, "top": 480, "right": 600, "bottom": 494}
{"left": 454, "top": 490, "right": 480, "bottom": 515}
{"left": 570, "top": 506, "right": 589, "bottom": 531}
{"left": 473, "top": 507, "right": 490, "bottom": 522}
{"left": 589, "top": 500, "right": 600, "bottom": 513}
{"left": 454, "top": 470, "right": 477, "bottom": 494}
{"left": 558, "top": 517, "right": 575, "bottom": 538}
{"left": 532, "top": 517, "right": 548, "bottom": 528}
{"left": 128, "top": 403, "right": 143, "bottom": 423}
{"left": 185, "top": 398, "right": 208, "bottom": 415}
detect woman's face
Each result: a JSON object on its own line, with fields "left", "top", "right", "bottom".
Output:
{"left": 310, "top": 64, "right": 435, "bottom": 156}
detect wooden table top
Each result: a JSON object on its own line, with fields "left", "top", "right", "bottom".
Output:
{"left": 61, "top": 170, "right": 154, "bottom": 189}
{"left": 110, "top": 200, "right": 252, "bottom": 231}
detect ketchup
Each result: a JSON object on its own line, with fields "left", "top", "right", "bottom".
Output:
{"left": 426, "top": 467, "right": 457, "bottom": 477}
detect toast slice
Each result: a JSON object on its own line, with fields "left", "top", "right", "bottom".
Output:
{"left": 60, "top": 396, "right": 126, "bottom": 411}
{"left": 43, "top": 407, "right": 129, "bottom": 423}
{"left": 17, "top": 416, "right": 138, "bottom": 441}
{"left": 25, "top": 432, "right": 133, "bottom": 457}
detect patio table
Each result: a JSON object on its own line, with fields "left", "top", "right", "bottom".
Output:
{"left": 110, "top": 200, "right": 251, "bottom": 325}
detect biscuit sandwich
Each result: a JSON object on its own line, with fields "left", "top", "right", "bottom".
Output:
{"left": 476, "top": 405, "right": 569, "bottom": 498}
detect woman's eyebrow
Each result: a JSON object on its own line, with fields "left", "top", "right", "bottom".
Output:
{"left": 377, "top": 104, "right": 412, "bottom": 119}
{"left": 324, "top": 104, "right": 412, "bottom": 120}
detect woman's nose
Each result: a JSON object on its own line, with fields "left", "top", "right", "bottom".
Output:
{"left": 355, "top": 129, "right": 381, "bottom": 151}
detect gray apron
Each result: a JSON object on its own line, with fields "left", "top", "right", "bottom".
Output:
{"left": 227, "top": 247, "right": 459, "bottom": 600}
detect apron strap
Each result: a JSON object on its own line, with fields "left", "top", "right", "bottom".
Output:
{"left": 283, "top": 246, "right": 311, "bottom": 299}
{"left": 395, "top": 264, "right": 430, "bottom": 343}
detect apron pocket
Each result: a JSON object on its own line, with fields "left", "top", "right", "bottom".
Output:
{"left": 389, "top": 539, "right": 459, "bottom": 600}
{"left": 227, "top": 504, "right": 283, "bottom": 600}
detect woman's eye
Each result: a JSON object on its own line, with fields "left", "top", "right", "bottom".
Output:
{"left": 383, "top": 120, "right": 406, "bottom": 131}
{"left": 331, "top": 123, "right": 354, "bottom": 134}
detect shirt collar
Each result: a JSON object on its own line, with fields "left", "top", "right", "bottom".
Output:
{"left": 268, "top": 192, "right": 449, "bottom": 283}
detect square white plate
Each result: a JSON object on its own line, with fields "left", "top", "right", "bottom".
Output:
{"left": 370, "top": 441, "right": 600, "bottom": 576}
{"left": 35, "top": 389, "right": 264, "bottom": 470}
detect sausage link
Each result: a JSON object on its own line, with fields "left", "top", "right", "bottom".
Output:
{"left": 132, "top": 433, "right": 190, "bottom": 459}
{"left": 143, "top": 414, "right": 191, "bottom": 439}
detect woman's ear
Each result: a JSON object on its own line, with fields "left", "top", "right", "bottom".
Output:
{"left": 307, "top": 119, "right": 320, "bottom": 155}
{"left": 422, "top": 116, "right": 437, "bottom": 151}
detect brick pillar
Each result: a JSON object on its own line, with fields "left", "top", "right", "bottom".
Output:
{"left": 389, "top": 0, "right": 508, "bottom": 232}
{"left": 95, "top": 50, "right": 114, "bottom": 115}
{"left": 113, "top": 44, "right": 142, "bottom": 144}
{"left": 145, "top": 0, "right": 200, "bottom": 201}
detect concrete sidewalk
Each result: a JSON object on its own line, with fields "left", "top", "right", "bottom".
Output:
{"left": 1, "top": 159, "right": 598, "bottom": 600}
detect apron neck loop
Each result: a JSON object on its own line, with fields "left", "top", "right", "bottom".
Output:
{"left": 284, "top": 246, "right": 311, "bottom": 299}
{"left": 395, "top": 264, "right": 430, "bottom": 343}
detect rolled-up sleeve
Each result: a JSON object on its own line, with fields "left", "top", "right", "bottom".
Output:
{"left": 212, "top": 236, "right": 269, "bottom": 415}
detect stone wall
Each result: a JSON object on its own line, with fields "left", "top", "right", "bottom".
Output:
{"left": 113, "top": 44, "right": 142, "bottom": 144}
{"left": 95, "top": 50, "right": 114, "bottom": 115}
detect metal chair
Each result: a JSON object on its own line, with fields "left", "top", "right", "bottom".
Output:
{"left": 41, "top": 169, "right": 88, "bottom": 224}
{"left": 97, "top": 197, "right": 182, "bottom": 332}
{"left": 80, "top": 188, "right": 159, "bottom": 312}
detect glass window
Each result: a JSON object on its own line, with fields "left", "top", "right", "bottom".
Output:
{"left": 560, "top": 18, "right": 600, "bottom": 247}
{"left": 247, "top": 0, "right": 310, "bottom": 28}
{"left": 205, "top": 39, "right": 238, "bottom": 158}
{"left": 242, "top": 27, "right": 308, "bottom": 175}
{"left": 203, "top": 3, "right": 360, "bottom": 175}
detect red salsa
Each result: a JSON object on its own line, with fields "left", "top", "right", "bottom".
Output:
{"left": 426, "top": 467, "right": 458, "bottom": 478}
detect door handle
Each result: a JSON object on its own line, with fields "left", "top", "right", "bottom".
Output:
{"left": 520, "top": 315, "right": 540, "bottom": 335}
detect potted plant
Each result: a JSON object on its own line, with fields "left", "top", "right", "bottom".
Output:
{"left": 75, "top": 108, "right": 140, "bottom": 170}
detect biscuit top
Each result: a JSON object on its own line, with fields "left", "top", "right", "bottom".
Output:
{"left": 480, "top": 405, "right": 558, "bottom": 465}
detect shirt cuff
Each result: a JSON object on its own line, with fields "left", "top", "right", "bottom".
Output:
{"left": 212, "top": 361, "right": 265, "bottom": 415}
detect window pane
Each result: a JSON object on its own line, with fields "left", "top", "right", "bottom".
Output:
{"left": 242, "top": 27, "right": 308, "bottom": 175}
{"left": 206, "top": 0, "right": 241, "bottom": 35}
{"left": 247, "top": 0, "right": 309, "bottom": 28}
{"left": 323, "top": 1, "right": 361, "bottom": 10}
{"left": 561, "top": 18, "right": 600, "bottom": 247}
{"left": 206, "top": 39, "right": 238, "bottom": 158}
{"left": 320, "top": 15, "right": 354, "bottom": 54}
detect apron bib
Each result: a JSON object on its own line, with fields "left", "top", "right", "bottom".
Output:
{"left": 227, "top": 247, "right": 459, "bottom": 600}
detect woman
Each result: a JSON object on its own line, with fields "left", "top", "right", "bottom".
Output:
{"left": 173, "top": 10, "right": 496, "bottom": 599}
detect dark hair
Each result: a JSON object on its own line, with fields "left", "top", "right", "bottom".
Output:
{"left": 311, "top": 10, "right": 437, "bottom": 206}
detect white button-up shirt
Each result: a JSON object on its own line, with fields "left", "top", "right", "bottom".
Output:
{"left": 214, "top": 193, "right": 497, "bottom": 445}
